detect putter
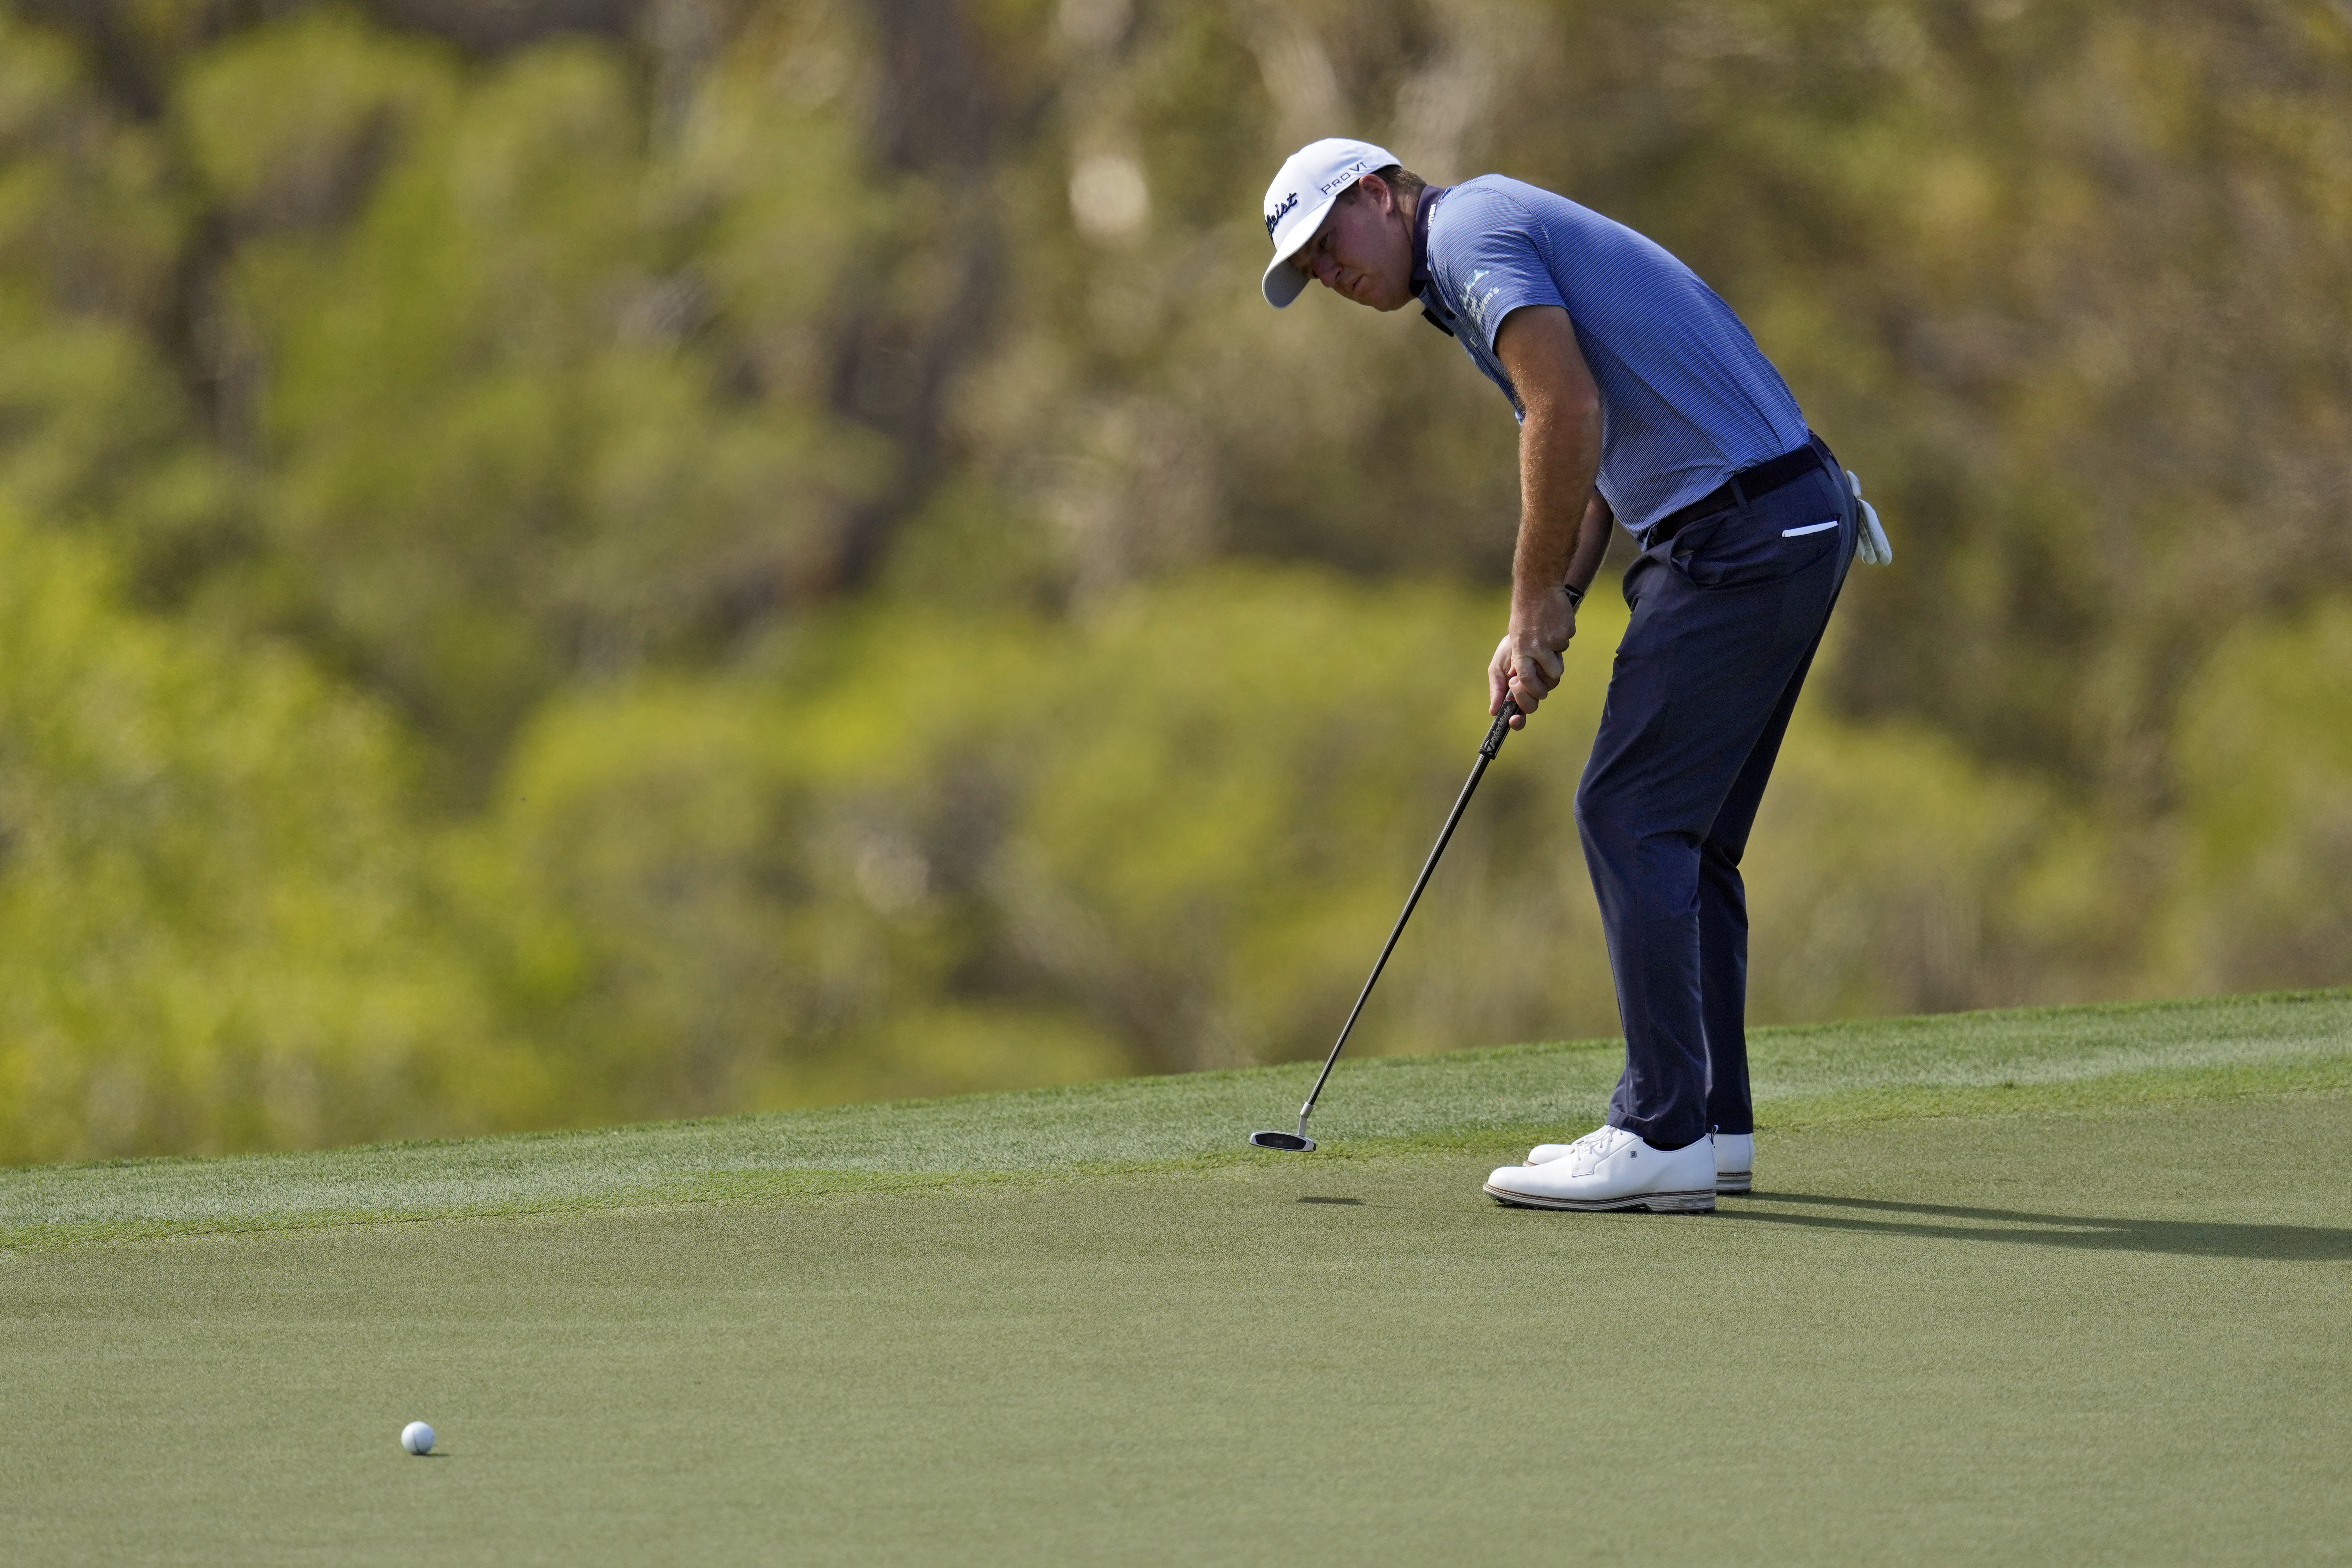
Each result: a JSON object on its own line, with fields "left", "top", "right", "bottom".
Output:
{"left": 1249, "top": 698, "right": 1521, "bottom": 1152}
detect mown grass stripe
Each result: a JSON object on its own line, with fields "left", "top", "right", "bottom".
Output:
{"left": 3, "top": 989, "right": 2345, "bottom": 1248}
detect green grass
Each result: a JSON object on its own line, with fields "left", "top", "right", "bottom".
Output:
{"left": 5, "top": 991, "right": 2350, "bottom": 1564}
{"left": 8, "top": 989, "right": 2349, "bottom": 1247}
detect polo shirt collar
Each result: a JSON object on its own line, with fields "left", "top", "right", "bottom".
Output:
{"left": 1412, "top": 185, "right": 1454, "bottom": 333}
{"left": 1411, "top": 185, "right": 1450, "bottom": 290}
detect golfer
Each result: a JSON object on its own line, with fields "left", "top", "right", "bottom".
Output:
{"left": 1261, "top": 138, "right": 1886, "bottom": 1213}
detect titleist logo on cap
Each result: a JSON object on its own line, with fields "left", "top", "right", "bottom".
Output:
{"left": 1265, "top": 191, "right": 1298, "bottom": 236}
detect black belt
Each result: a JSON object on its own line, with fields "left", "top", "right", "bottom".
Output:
{"left": 1646, "top": 438, "right": 1826, "bottom": 548}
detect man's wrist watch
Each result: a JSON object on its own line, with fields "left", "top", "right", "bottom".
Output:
{"left": 1562, "top": 581, "right": 1587, "bottom": 608}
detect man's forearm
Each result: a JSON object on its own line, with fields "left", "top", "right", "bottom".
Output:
{"left": 1489, "top": 304, "right": 1606, "bottom": 723}
{"left": 1564, "top": 492, "right": 1612, "bottom": 598}
{"left": 1512, "top": 400, "right": 1602, "bottom": 613}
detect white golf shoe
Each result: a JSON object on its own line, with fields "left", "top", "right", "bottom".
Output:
{"left": 1485, "top": 1126, "right": 1716, "bottom": 1212}
{"left": 1527, "top": 1128, "right": 1753, "bottom": 1194}
{"left": 1713, "top": 1132, "right": 1753, "bottom": 1194}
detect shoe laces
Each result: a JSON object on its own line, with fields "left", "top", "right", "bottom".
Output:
{"left": 1566, "top": 1125, "right": 1635, "bottom": 1175}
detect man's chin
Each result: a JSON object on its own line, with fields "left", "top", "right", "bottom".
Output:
{"left": 1330, "top": 277, "right": 1410, "bottom": 311}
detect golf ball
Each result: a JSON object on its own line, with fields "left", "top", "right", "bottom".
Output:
{"left": 400, "top": 1421, "right": 435, "bottom": 1456}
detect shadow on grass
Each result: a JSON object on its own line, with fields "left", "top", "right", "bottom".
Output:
{"left": 1724, "top": 1192, "right": 2352, "bottom": 1261}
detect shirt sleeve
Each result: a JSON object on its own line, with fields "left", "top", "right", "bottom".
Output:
{"left": 1431, "top": 190, "right": 1568, "bottom": 355}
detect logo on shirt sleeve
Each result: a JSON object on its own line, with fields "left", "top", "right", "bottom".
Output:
{"left": 1460, "top": 267, "right": 1504, "bottom": 330}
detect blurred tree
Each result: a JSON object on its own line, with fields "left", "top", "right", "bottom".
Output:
{"left": 0, "top": 8, "right": 242, "bottom": 598}
{"left": 2162, "top": 595, "right": 2352, "bottom": 992}
{"left": 453, "top": 572, "right": 1618, "bottom": 1106}
{"left": 0, "top": 507, "right": 543, "bottom": 1165}
{"left": 185, "top": 14, "right": 893, "bottom": 781}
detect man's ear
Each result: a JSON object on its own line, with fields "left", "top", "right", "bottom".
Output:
{"left": 1356, "top": 171, "right": 1393, "bottom": 216}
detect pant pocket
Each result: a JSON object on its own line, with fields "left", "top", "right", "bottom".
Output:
{"left": 1679, "top": 513, "right": 1843, "bottom": 590}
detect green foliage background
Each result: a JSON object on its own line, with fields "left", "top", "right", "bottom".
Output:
{"left": 1, "top": 0, "right": 2346, "bottom": 1162}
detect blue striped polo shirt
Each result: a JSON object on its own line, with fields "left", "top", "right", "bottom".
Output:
{"left": 1413, "top": 176, "right": 1809, "bottom": 538}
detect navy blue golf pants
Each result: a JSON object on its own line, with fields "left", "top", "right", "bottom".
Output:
{"left": 1579, "top": 440, "right": 1856, "bottom": 1150}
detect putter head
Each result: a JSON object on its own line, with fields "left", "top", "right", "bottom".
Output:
{"left": 1248, "top": 1130, "right": 1315, "bottom": 1152}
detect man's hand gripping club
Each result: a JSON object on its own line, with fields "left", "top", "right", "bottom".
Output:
{"left": 1488, "top": 304, "right": 1613, "bottom": 729}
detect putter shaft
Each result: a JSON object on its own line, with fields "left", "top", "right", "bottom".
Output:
{"left": 1294, "top": 700, "right": 1519, "bottom": 1136}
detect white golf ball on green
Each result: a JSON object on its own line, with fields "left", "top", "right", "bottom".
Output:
{"left": 400, "top": 1421, "right": 435, "bottom": 1456}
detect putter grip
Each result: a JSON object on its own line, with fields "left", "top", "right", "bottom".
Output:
{"left": 1480, "top": 699, "right": 1521, "bottom": 759}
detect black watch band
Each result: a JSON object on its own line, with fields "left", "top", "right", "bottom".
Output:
{"left": 1563, "top": 581, "right": 1588, "bottom": 608}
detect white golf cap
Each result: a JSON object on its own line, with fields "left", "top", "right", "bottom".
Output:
{"left": 1260, "top": 137, "right": 1400, "bottom": 308}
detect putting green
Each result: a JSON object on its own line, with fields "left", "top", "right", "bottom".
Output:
{"left": 5, "top": 994, "right": 2349, "bottom": 1564}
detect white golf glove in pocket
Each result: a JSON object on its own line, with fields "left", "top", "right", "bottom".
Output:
{"left": 1846, "top": 468, "right": 1893, "bottom": 566}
